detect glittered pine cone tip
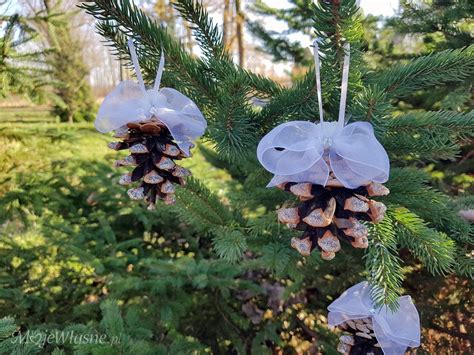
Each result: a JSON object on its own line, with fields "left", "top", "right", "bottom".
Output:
{"left": 277, "top": 179, "right": 389, "bottom": 260}
{"left": 107, "top": 118, "right": 192, "bottom": 210}
{"left": 336, "top": 318, "right": 384, "bottom": 355}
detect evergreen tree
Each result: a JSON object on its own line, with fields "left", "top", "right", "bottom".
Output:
{"left": 0, "top": 0, "right": 472, "bottom": 353}
{"left": 390, "top": 0, "right": 473, "bottom": 51}
{"left": 0, "top": 14, "right": 52, "bottom": 102}
{"left": 40, "top": 0, "right": 96, "bottom": 123}
{"left": 1, "top": 2, "right": 96, "bottom": 122}
{"left": 387, "top": 0, "right": 473, "bottom": 111}
{"left": 247, "top": 0, "right": 313, "bottom": 65}
{"left": 7, "top": 1, "right": 96, "bottom": 122}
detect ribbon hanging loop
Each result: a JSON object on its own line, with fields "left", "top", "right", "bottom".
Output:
{"left": 127, "top": 39, "right": 165, "bottom": 94}
{"left": 311, "top": 39, "right": 351, "bottom": 128}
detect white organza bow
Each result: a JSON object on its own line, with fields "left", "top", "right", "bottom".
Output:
{"left": 256, "top": 39, "right": 389, "bottom": 189}
{"left": 95, "top": 39, "right": 206, "bottom": 156}
{"left": 328, "top": 282, "right": 421, "bottom": 355}
{"left": 257, "top": 120, "right": 389, "bottom": 189}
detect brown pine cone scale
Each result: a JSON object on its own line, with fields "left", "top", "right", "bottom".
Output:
{"left": 108, "top": 119, "right": 192, "bottom": 209}
{"left": 336, "top": 318, "right": 384, "bottom": 355}
{"left": 278, "top": 181, "right": 388, "bottom": 260}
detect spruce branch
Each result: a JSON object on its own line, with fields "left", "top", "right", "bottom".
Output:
{"left": 0, "top": 317, "right": 16, "bottom": 340}
{"left": 172, "top": 0, "right": 229, "bottom": 62}
{"left": 382, "top": 111, "right": 474, "bottom": 160}
{"left": 386, "top": 168, "right": 473, "bottom": 244}
{"left": 391, "top": 207, "right": 455, "bottom": 275}
{"left": 100, "top": 299, "right": 125, "bottom": 338}
{"left": 454, "top": 249, "right": 473, "bottom": 278}
{"left": 387, "top": 110, "right": 474, "bottom": 132}
{"left": 260, "top": 242, "right": 292, "bottom": 276}
{"left": 173, "top": 177, "right": 234, "bottom": 233}
{"left": 369, "top": 45, "right": 474, "bottom": 98}
{"left": 212, "top": 227, "right": 248, "bottom": 263}
{"left": 365, "top": 216, "right": 403, "bottom": 310}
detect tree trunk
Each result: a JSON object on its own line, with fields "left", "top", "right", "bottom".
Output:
{"left": 223, "top": 0, "right": 231, "bottom": 49}
{"left": 235, "top": 0, "right": 245, "bottom": 67}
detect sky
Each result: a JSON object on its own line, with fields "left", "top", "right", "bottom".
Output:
{"left": 258, "top": 0, "right": 399, "bottom": 17}
{"left": 359, "top": 0, "right": 399, "bottom": 16}
{"left": 243, "top": 0, "right": 400, "bottom": 77}
{"left": 1, "top": 0, "right": 400, "bottom": 17}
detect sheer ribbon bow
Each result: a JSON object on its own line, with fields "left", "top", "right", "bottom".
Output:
{"left": 257, "top": 40, "right": 389, "bottom": 188}
{"left": 95, "top": 39, "right": 206, "bottom": 156}
{"left": 328, "top": 282, "right": 421, "bottom": 355}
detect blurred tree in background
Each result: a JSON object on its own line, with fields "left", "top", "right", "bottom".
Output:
{"left": 0, "top": 14, "right": 52, "bottom": 102}
{"left": 1, "top": 0, "right": 95, "bottom": 122}
{"left": 0, "top": 0, "right": 472, "bottom": 354}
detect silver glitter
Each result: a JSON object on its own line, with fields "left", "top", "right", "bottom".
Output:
{"left": 345, "top": 219, "right": 368, "bottom": 239}
{"left": 352, "top": 236, "right": 368, "bottom": 249}
{"left": 144, "top": 170, "right": 164, "bottom": 184}
{"left": 369, "top": 201, "right": 387, "bottom": 223}
{"left": 172, "top": 166, "right": 192, "bottom": 178}
{"left": 115, "top": 155, "right": 136, "bottom": 167}
{"left": 340, "top": 335, "right": 355, "bottom": 346}
{"left": 107, "top": 142, "right": 121, "bottom": 150}
{"left": 127, "top": 187, "right": 144, "bottom": 200}
{"left": 277, "top": 207, "right": 300, "bottom": 225}
{"left": 160, "top": 180, "right": 175, "bottom": 194}
{"left": 289, "top": 183, "right": 313, "bottom": 198}
{"left": 367, "top": 182, "right": 390, "bottom": 197}
{"left": 163, "top": 144, "right": 180, "bottom": 157}
{"left": 129, "top": 143, "right": 148, "bottom": 154}
{"left": 337, "top": 341, "right": 351, "bottom": 354}
{"left": 344, "top": 197, "right": 369, "bottom": 212}
{"left": 291, "top": 237, "right": 311, "bottom": 256}
{"left": 119, "top": 174, "right": 132, "bottom": 185}
{"left": 303, "top": 208, "right": 329, "bottom": 227}
{"left": 156, "top": 157, "right": 175, "bottom": 170}
{"left": 318, "top": 232, "right": 341, "bottom": 252}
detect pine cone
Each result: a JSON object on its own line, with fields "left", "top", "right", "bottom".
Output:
{"left": 336, "top": 318, "right": 384, "bottom": 355}
{"left": 107, "top": 118, "right": 192, "bottom": 210}
{"left": 277, "top": 179, "right": 389, "bottom": 260}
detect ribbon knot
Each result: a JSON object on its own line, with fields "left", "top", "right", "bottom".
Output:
{"left": 95, "top": 39, "right": 207, "bottom": 156}
{"left": 257, "top": 39, "right": 389, "bottom": 189}
{"left": 328, "top": 282, "right": 421, "bottom": 355}
{"left": 323, "top": 137, "right": 333, "bottom": 149}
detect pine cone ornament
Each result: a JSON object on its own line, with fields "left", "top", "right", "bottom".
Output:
{"left": 328, "top": 282, "right": 421, "bottom": 355}
{"left": 335, "top": 318, "right": 383, "bottom": 355}
{"left": 257, "top": 40, "right": 391, "bottom": 260}
{"left": 107, "top": 119, "right": 192, "bottom": 210}
{"left": 95, "top": 39, "right": 206, "bottom": 209}
{"left": 277, "top": 178, "right": 389, "bottom": 260}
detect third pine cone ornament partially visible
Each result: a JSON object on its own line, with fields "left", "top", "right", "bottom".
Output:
{"left": 95, "top": 39, "right": 206, "bottom": 209}
{"left": 257, "top": 40, "right": 390, "bottom": 260}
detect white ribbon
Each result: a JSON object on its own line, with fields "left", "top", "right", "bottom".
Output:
{"left": 257, "top": 39, "right": 389, "bottom": 189}
{"left": 95, "top": 39, "right": 207, "bottom": 156}
{"left": 328, "top": 282, "right": 421, "bottom": 355}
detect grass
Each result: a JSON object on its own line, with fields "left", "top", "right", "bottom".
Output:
{"left": 0, "top": 119, "right": 231, "bottom": 197}
{"left": 0, "top": 106, "right": 56, "bottom": 123}
{"left": 0, "top": 112, "right": 232, "bottom": 330}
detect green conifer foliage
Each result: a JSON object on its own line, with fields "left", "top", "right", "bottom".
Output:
{"left": 79, "top": 0, "right": 472, "bottom": 318}
{"left": 0, "top": 0, "right": 472, "bottom": 353}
